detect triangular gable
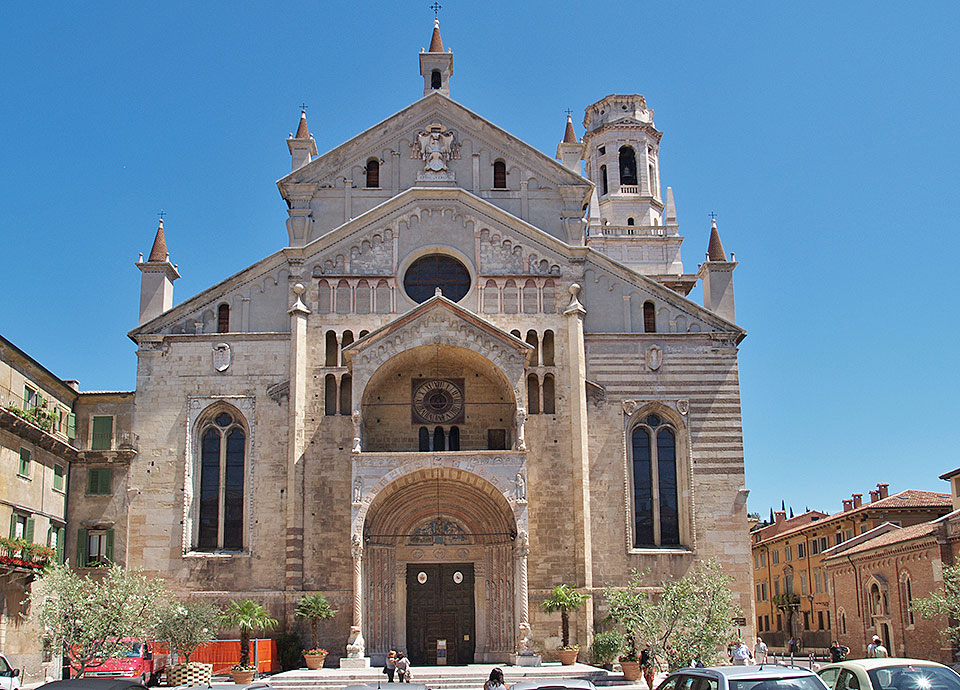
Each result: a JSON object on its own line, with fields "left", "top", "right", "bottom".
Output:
{"left": 277, "top": 91, "right": 589, "bottom": 192}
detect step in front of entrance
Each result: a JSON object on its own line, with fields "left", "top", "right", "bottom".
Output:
{"left": 265, "top": 662, "right": 652, "bottom": 690}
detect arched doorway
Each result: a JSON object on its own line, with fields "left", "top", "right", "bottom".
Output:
{"left": 360, "top": 467, "right": 521, "bottom": 664}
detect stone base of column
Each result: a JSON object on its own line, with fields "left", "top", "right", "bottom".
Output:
{"left": 512, "top": 654, "right": 542, "bottom": 667}
{"left": 339, "top": 657, "right": 371, "bottom": 669}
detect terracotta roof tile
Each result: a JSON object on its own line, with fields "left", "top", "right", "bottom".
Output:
{"left": 707, "top": 219, "right": 727, "bottom": 261}
{"left": 822, "top": 521, "right": 940, "bottom": 559}
{"left": 429, "top": 18, "right": 444, "bottom": 52}
{"left": 755, "top": 490, "right": 951, "bottom": 543}
{"left": 147, "top": 220, "right": 168, "bottom": 262}
{"left": 295, "top": 109, "right": 310, "bottom": 139}
{"left": 563, "top": 115, "right": 577, "bottom": 143}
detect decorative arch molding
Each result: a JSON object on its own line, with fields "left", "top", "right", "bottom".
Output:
{"left": 182, "top": 395, "right": 257, "bottom": 555}
{"left": 620, "top": 399, "right": 695, "bottom": 553}
{"left": 351, "top": 460, "right": 528, "bottom": 541}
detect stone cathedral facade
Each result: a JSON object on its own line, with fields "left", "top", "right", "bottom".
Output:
{"left": 79, "top": 20, "right": 753, "bottom": 665}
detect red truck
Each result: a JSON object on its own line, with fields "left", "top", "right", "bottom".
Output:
{"left": 83, "top": 640, "right": 169, "bottom": 686}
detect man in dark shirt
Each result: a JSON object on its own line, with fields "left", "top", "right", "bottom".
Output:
{"left": 830, "top": 640, "right": 849, "bottom": 662}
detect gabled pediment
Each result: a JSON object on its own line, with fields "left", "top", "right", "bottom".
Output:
{"left": 277, "top": 91, "right": 589, "bottom": 194}
{"left": 343, "top": 293, "right": 533, "bottom": 397}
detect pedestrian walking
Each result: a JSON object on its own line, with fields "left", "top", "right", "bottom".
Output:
{"left": 754, "top": 637, "right": 768, "bottom": 664}
{"left": 829, "top": 641, "right": 849, "bottom": 663}
{"left": 730, "top": 640, "right": 752, "bottom": 665}
{"left": 640, "top": 643, "right": 657, "bottom": 690}
{"left": 383, "top": 650, "right": 396, "bottom": 682}
{"left": 484, "top": 667, "right": 508, "bottom": 690}
{"left": 395, "top": 652, "right": 410, "bottom": 682}
{"left": 871, "top": 640, "right": 889, "bottom": 658}
{"left": 867, "top": 635, "right": 880, "bottom": 658}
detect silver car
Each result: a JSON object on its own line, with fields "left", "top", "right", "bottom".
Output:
{"left": 658, "top": 665, "right": 830, "bottom": 690}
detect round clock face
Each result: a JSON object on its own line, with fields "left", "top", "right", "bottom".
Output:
{"left": 413, "top": 379, "right": 464, "bottom": 424}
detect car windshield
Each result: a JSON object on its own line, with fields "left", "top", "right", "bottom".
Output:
{"left": 125, "top": 643, "right": 143, "bottom": 658}
{"left": 867, "top": 666, "right": 960, "bottom": 690}
{"left": 731, "top": 677, "right": 827, "bottom": 690}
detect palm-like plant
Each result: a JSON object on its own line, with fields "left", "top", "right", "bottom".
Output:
{"left": 220, "top": 600, "right": 279, "bottom": 669}
{"left": 541, "top": 584, "right": 590, "bottom": 649}
{"left": 295, "top": 593, "right": 338, "bottom": 650}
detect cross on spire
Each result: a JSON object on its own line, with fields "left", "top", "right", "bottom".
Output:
{"left": 708, "top": 211, "right": 718, "bottom": 221}
{"left": 564, "top": 108, "right": 573, "bottom": 117}
{"left": 299, "top": 103, "right": 308, "bottom": 112}
{"left": 430, "top": 2, "right": 442, "bottom": 17}
{"left": 158, "top": 209, "right": 166, "bottom": 220}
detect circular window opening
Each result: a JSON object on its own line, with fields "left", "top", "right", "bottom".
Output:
{"left": 403, "top": 254, "right": 471, "bottom": 303}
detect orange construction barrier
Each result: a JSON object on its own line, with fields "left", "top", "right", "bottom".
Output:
{"left": 188, "top": 639, "right": 279, "bottom": 675}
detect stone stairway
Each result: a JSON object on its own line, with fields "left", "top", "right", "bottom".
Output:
{"left": 263, "top": 662, "right": 651, "bottom": 690}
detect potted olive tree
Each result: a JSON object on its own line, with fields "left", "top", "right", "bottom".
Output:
{"left": 590, "top": 630, "right": 625, "bottom": 671}
{"left": 295, "top": 593, "right": 338, "bottom": 669}
{"left": 220, "top": 600, "right": 278, "bottom": 684}
{"left": 541, "top": 584, "right": 590, "bottom": 665}
{"left": 157, "top": 600, "right": 220, "bottom": 686}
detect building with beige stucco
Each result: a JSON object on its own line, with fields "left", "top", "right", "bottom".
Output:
{"left": 62, "top": 19, "right": 754, "bottom": 667}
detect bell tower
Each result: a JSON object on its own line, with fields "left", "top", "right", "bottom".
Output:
{"left": 419, "top": 19, "right": 453, "bottom": 97}
{"left": 580, "top": 95, "right": 695, "bottom": 292}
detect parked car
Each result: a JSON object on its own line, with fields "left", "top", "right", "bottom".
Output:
{"left": 511, "top": 681, "right": 597, "bottom": 690}
{"left": 0, "top": 654, "right": 21, "bottom": 690}
{"left": 82, "top": 641, "right": 168, "bottom": 686}
{"left": 658, "top": 665, "right": 829, "bottom": 690}
{"left": 817, "top": 659, "right": 960, "bottom": 690}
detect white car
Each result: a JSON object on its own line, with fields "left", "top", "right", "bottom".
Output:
{"left": 0, "top": 654, "right": 21, "bottom": 690}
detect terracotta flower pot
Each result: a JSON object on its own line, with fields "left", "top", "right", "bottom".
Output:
{"left": 620, "top": 661, "right": 642, "bottom": 681}
{"left": 232, "top": 669, "right": 256, "bottom": 685}
{"left": 304, "top": 653, "right": 327, "bottom": 670}
{"left": 558, "top": 648, "right": 580, "bottom": 665}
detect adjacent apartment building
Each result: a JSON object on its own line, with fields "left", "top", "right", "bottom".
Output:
{"left": 0, "top": 335, "right": 136, "bottom": 682}
{"left": 751, "top": 484, "right": 951, "bottom": 651}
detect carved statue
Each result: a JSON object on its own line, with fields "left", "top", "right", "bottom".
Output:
{"left": 516, "top": 530, "right": 530, "bottom": 557}
{"left": 352, "top": 476, "right": 362, "bottom": 504}
{"left": 517, "top": 622, "right": 535, "bottom": 655}
{"left": 413, "top": 124, "right": 459, "bottom": 172}
{"left": 514, "top": 472, "right": 527, "bottom": 502}
{"left": 515, "top": 407, "right": 527, "bottom": 451}
{"left": 346, "top": 625, "right": 366, "bottom": 658}
{"left": 351, "top": 410, "right": 362, "bottom": 454}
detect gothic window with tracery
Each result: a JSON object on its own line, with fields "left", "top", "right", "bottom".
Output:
{"left": 631, "top": 413, "right": 679, "bottom": 547}
{"left": 197, "top": 410, "right": 246, "bottom": 551}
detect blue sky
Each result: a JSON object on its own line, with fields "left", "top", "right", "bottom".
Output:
{"left": 2, "top": 2, "right": 959, "bottom": 517}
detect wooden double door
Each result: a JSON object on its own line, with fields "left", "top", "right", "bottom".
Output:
{"left": 406, "top": 563, "right": 475, "bottom": 665}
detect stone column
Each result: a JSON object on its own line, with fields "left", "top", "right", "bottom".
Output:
{"left": 514, "top": 531, "right": 540, "bottom": 665}
{"left": 284, "top": 283, "right": 310, "bottom": 592}
{"left": 563, "top": 283, "right": 594, "bottom": 647}
{"left": 341, "top": 536, "right": 371, "bottom": 668}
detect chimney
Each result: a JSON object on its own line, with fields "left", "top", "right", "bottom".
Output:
{"left": 869, "top": 490, "right": 880, "bottom": 502}
{"left": 877, "top": 483, "right": 889, "bottom": 499}
{"left": 63, "top": 380, "right": 80, "bottom": 392}
{"left": 852, "top": 493, "right": 863, "bottom": 508}
{"left": 842, "top": 499, "right": 853, "bottom": 512}
{"left": 774, "top": 510, "right": 786, "bottom": 524}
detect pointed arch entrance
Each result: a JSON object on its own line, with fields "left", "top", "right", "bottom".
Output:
{"left": 359, "top": 466, "right": 523, "bottom": 664}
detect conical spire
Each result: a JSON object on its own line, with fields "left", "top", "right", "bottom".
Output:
{"left": 563, "top": 114, "right": 577, "bottom": 143}
{"left": 706, "top": 219, "right": 727, "bottom": 262}
{"left": 148, "top": 219, "right": 169, "bottom": 262}
{"left": 429, "top": 18, "right": 444, "bottom": 52}
{"left": 295, "top": 109, "right": 310, "bottom": 139}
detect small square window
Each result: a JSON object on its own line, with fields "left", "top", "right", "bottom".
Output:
{"left": 88, "top": 468, "right": 112, "bottom": 495}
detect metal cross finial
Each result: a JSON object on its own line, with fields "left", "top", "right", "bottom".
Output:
{"left": 708, "top": 211, "right": 718, "bottom": 221}
{"left": 299, "top": 103, "right": 308, "bottom": 112}
{"left": 158, "top": 209, "right": 166, "bottom": 220}
{"left": 430, "top": 2, "right": 442, "bottom": 17}
{"left": 564, "top": 108, "right": 573, "bottom": 117}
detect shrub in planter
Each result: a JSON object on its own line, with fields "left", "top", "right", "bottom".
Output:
{"left": 295, "top": 593, "right": 337, "bottom": 667}
{"left": 590, "top": 630, "right": 625, "bottom": 669}
{"left": 219, "top": 600, "right": 278, "bottom": 683}
{"left": 303, "top": 648, "right": 328, "bottom": 670}
{"left": 541, "top": 584, "right": 590, "bottom": 665}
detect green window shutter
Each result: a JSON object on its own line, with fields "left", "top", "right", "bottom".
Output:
{"left": 23, "top": 386, "right": 30, "bottom": 407}
{"left": 25, "top": 517, "right": 35, "bottom": 544}
{"left": 67, "top": 413, "right": 77, "bottom": 439}
{"left": 53, "top": 464, "right": 65, "bottom": 491}
{"left": 56, "top": 527, "right": 65, "bottom": 563}
{"left": 103, "top": 468, "right": 112, "bottom": 494}
{"left": 77, "top": 528, "right": 88, "bottom": 566}
{"left": 105, "top": 529, "right": 115, "bottom": 562}
{"left": 9, "top": 513, "right": 16, "bottom": 540}
{"left": 19, "top": 448, "right": 30, "bottom": 476}
{"left": 87, "top": 469, "right": 97, "bottom": 494}
{"left": 91, "top": 416, "right": 113, "bottom": 450}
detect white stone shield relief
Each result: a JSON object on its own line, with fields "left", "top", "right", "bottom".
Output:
{"left": 212, "top": 343, "right": 231, "bottom": 372}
